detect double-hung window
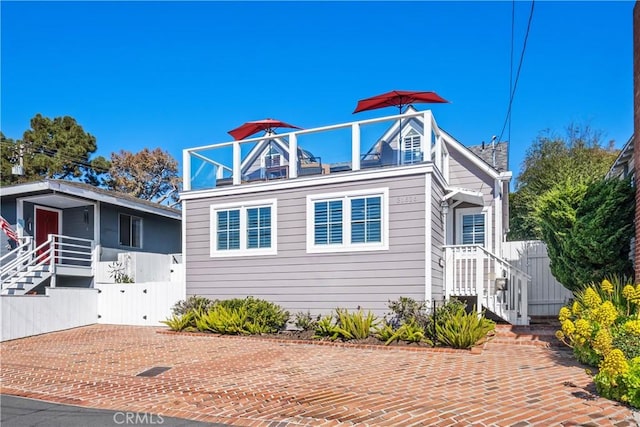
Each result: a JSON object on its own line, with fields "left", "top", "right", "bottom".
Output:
{"left": 210, "top": 199, "right": 277, "bottom": 257}
{"left": 307, "top": 188, "right": 388, "bottom": 253}
{"left": 119, "top": 214, "right": 142, "bottom": 248}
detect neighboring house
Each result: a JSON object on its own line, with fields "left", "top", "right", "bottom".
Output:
{"left": 181, "top": 108, "right": 530, "bottom": 325}
{"left": 0, "top": 179, "right": 181, "bottom": 295}
{"left": 607, "top": 136, "right": 635, "bottom": 181}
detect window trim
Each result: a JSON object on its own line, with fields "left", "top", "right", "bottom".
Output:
{"left": 455, "top": 207, "right": 488, "bottom": 247}
{"left": 210, "top": 198, "right": 278, "bottom": 257}
{"left": 118, "top": 213, "right": 143, "bottom": 249}
{"left": 306, "top": 188, "right": 389, "bottom": 253}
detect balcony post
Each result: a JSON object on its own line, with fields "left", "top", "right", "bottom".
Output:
{"left": 423, "top": 111, "right": 433, "bottom": 162}
{"left": 289, "top": 133, "right": 298, "bottom": 178}
{"left": 351, "top": 123, "right": 361, "bottom": 171}
{"left": 232, "top": 141, "right": 241, "bottom": 185}
{"left": 182, "top": 150, "right": 191, "bottom": 191}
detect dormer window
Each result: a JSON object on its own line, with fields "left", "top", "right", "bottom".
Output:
{"left": 403, "top": 130, "right": 422, "bottom": 164}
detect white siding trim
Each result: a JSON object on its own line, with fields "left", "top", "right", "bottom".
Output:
{"left": 425, "top": 174, "right": 432, "bottom": 303}
{"left": 182, "top": 201, "right": 188, "bottom": 289}
{"left": 209, "top": 198, "right": 278, "bottom": 258}
{"left": 306, "top": 187, "right": 389, "bottom": 254}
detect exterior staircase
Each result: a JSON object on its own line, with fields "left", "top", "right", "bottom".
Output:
{"left": 1, "top": 234, "right": 94, "bottom": 295}
{"left": 444, "top": 245, "right": 531, "bottom": 325}
{"left": 2, "top": 265, "right": 51, "bottom": 295}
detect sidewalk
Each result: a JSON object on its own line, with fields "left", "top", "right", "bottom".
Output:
{"left": 1, "top": 395, "right": 224, "bottom": 427}
{"left": 1, "top": 325, "right": 637, "bottom": 426}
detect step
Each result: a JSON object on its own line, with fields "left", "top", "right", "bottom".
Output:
{"left": 489, "top": 324, "right": 564, "bottom": 348}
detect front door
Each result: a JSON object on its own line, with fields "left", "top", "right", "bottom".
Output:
{"left": 35, "top": 207, "right": 60, "bottom": 259}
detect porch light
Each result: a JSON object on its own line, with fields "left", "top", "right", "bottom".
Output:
{"left": 440, "top": 200, "right": 449, "bottom": 215}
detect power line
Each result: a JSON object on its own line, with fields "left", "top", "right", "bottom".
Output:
{"left": 508, "top": 0, "right": 515, "bottom": 146}
{"left": 0, "top": 140, "right": 112, "bottom": 173}
{"left": 498, "top": 0, "right": 535, "bottom": 145}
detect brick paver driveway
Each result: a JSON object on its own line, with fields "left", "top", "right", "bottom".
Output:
{"left": 1, "top": 325, "right": 638, "bottom": 426}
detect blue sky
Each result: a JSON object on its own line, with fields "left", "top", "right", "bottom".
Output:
{"left": 1, "top": 1, "right": 634, "bottom": 185}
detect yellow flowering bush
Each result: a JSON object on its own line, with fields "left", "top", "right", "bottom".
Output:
{"left": 600, "top": 349, "right": 629, "bottom": 377}
{"left": 624, "top": 320, "right": 640, "bottom": 336}
{"left": 582, "top": 287, "right": 602, "bottom": 309}
{"left": 558, "top": 276, "right": 640, "bottom": 408}
{"left": 593, "top": 301, "right": 618, "bottom": 327}
{"left": 592, "top": 329, "right": 612, "bottom": 356}
{"left": 558, "top": 307, "right": 571, "bottom": 322}
{"left": 595, "top": 354, "right": 640, "bottom": 408}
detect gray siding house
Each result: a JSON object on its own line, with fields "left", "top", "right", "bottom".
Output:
{"left": 181, "top": 108, "right": 529, "bottom": 324}
{"left": 1, "top": 180, "right": 181, "bottom": 294}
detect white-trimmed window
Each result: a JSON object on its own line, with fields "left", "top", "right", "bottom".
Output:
{"left": 403, "top": 131, "right": 422, "bottom": 164}
{"left": 456, "top": 207, "right": 486, "bottom": 246}
{"left": 119, "top": 214, "right": 142, "bottom": 248}
{"left": 210, "top": 199, "right": 277, "bottom": 257}
{"left": 307, "top": 188, "right": 389, "bottom": 253}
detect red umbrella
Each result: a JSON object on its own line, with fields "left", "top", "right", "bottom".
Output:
{"left": 353, "top": 90, "right": 449, "bottom": 114}
{"left": 353, "top": 90, "right": 449, "bottom": 165}
{"left": 228, "top": 118, "right": 303, "bottom": 141}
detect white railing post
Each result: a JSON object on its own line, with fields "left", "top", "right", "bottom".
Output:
{"left": 444, "top": 247, "right": 453, "bottom": 298}
{"left": 475, "top": 246, "right": 484, "bottom": 306}
{"left": 91, "top": 241, "right": 98, "bottom": 276}
{"left": 232, "top": 141, "right": 241, "bottom": 185}
{"left": 182, "top": 150, "right": 191, "bottom": 191}
{"left": 351, "top": 123, "right": 361, "bottom": 172}
{"left": 49, "top": 234, "right": 56, "bottom": 288}
{"left": 423, "top": 110, "right": 433, "bottom": 162}
{"left": 289, "top": 133, "right": 298, "bottom": 178}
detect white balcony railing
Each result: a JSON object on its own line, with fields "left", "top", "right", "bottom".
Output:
{"left": 444, "top": 245, "right": 530, "bottom": 325}
{"left": 182, "top": 110, "right": 449, "bottom": 191}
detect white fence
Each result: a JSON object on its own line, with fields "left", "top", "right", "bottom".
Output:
{"left": 1, "top": 287, "right": 98, "bottom": 341}
{"left": 96, "top": 282, "right": 185, "bottom": 326}
{"left": 503, "top": 240, "right": 573, "bottom": 317}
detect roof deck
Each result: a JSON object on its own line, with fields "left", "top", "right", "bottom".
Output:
{"left": 182, "top": 110, "right": 450, "bottom": 192}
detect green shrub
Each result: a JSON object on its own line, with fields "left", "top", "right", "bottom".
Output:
{"left": 312, "top": 309, "right": 379, "bottom": 341}
{"left": 334, "top": 308, "right": 379, "bottom": 340}
{"left": 377, "top": 319, "right": 429, "bottom": 346}
{"left": 435, "top": 307, "right": 495, "bottom": 349}
{"left": 386, "top": 297, "right": 429, "bottom": 329}
{"left": 375, "top": 322, "right": 394, "bottom": 342}
{"left": 313, "top": 315, "right": 341, "bottom": 340}
{"left": 294, "top": 311, "right": 319, "bottom": 331}
{"left": 216, "top": 297, "right": 289, "bottom": 333}
{"left": 171, "top": 296, "right": 215, "bottom": 316}
{"left": 195, "top": 305, "right": 249, "bottom": 334}
{"left": 613, "top": 326, "right": 640, "bottom": 360}
{"left": 160, "top": 311, "right": 196, "bottom": 331}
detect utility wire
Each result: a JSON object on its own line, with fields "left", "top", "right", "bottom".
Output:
{"left": 497, "top": 0, "right": 535, "bottom": 144}
{"left": 0, "top": 140, "right": 112, "bottom": 173}
{"left": 508, "top": 0, "right": 515, "bottom": 146}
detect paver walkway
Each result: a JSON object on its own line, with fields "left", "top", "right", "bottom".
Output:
{"left": 1, "top": 325, "right": 638, "bottom": 426}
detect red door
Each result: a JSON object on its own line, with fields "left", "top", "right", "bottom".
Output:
{"left": 35, "top": 208, "right": 59, "bottom": 260}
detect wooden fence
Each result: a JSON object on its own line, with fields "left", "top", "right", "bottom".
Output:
{"left": 503, "top": 240, "right": 573, "bottom": 317}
